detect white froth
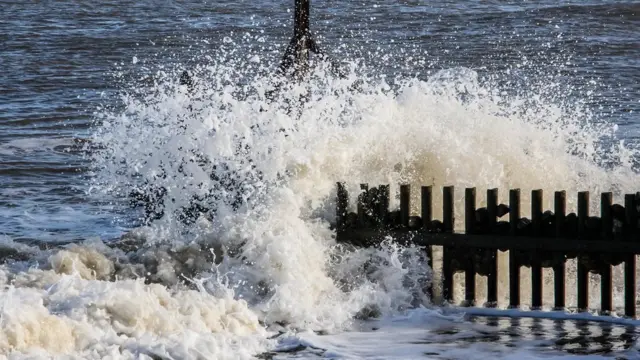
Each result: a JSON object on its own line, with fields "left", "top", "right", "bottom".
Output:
{"left": 0, "top": 263, "right": 270, "bottom": 359}
{"left": 49, "top": 245, "right": 115, "bottom": 280}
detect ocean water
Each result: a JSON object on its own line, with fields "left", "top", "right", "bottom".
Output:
{"left": 1, "top": 1, "right": 640, "bottom": 359}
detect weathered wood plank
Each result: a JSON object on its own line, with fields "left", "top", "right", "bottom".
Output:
{"left": 577, "top": 191, "right": 589, "bottom": 311}
{"left": 625, "top": 255, "right": 636, "bottom": 318}
{"left": 400, "top": 185, "right": 410, "bottom": 228}
{"left": 509, "top": 189, "right": 521, "bottom": 309}
{"left": 554, "top": 191, "right": 566, "bottom": 310}
{"left": 625, "top": 194, "right": 637, "bottom": 317}
{"left": 531, "top": 189, "right": 543, "bottom": 310}
{"left": 464, "top": 188, "right": 476, "bottom": 306}
{"left": 600, "top": 192, "right": 613, "bottom": 314}
{"left": 486, "top": 188, "right": 499, "bottom": 308}
{"left": 442, "top": 186, "right": 455, "bottom": 303}
{"left": 421, "top": 186, "right": 432, "bottom": 227}
{"left": 443, "top": 186, "right": 454, "bottom": 232}
{"left": 336, "top": 229, "right": 640, "bottom": 254}
{"left": 421, "top": 186, "right": 433, "bottom": 302}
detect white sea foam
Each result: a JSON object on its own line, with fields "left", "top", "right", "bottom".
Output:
{"left": 2, "top": 40, "right": 639, "bottom": 358}
{"left": 0, "top": 137, "right": 74, "bottom": 156}
{"left": 0, "top": 252, "right": 271, "bottom": 359}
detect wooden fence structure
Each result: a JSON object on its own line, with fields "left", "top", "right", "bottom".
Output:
{"left": 335, "top": 183, "right": 640, "bottom": 317}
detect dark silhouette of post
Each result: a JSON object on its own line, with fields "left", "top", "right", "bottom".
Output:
{"left": 294, "top": 0, "right": 310, "bottom": 75}
{"left": 295, "top": 0, "right": 310, "bottom": 44}
{"left": 281, "top": 0, "right": 319, "bottom": 78}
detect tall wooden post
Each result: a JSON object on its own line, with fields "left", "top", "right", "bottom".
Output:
{"left": 625, "top": 194, "right": 637, "bottom": 317}
{"left": 553, "top": 191, "right": 566, "bottom": 310}
{"left": 509, "top": 189, "right": 521, "bottom": 308}
{"left": 295, "top": 0, "right": 310, "bottom": 41}
{"left": 600, "top": 192, "right": 613, "bottom": 314}
{"left": 422, "top": 186, "right": 433, "bottom": 301}
{"left": 294, "top": 0, "right": 310, "bottom": 75}
{"left": 486, "top": 189, "right": 499, "bottom": 307}
{"left": 281, "top": 0, "right": 314, "bottom": 77}
{"left": 464, "top": 188, "right": 476, "bottom": 307}
{"left": 442, "top": 186, "right": 455, "bottom": 303}
{"left": 531, "top": 190, "right": 543, "bottom": 309}
{"left": 577, "top": 191, "right": 590, "bottom": 311}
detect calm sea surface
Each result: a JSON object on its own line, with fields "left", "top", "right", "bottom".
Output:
{"left": 1, "top": 0, "right": 639, "bottom": 242}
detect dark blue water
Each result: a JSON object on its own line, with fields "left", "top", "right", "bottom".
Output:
{"left": 1, "top": 0, "right": 639, "bottom": 242}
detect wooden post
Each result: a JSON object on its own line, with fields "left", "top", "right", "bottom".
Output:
{"left": 421, "top": 186, "right": 433, "bottom": 226}
{"left": 442, "top": 186, "right": 455, "bottom": 303}
{"left": 357, "top": 184, "right": 368, "bottom": 226}
{"left": 295, "top": 0, "right": 310, "bottom": 39}
{"left": 465, "top": 188, "right": 476, "bottom": 234}
{"left": 294, "top": 0, "right": 310, "bottom": 75}
{"left": 577, "top": 191, "right": 589, "bottom": 311}
{"left": 400, "top": 185, "right": 410, "bottom": 228}
{"left": 421, "top": 186, "right": 433, "bottom": 301}
{"left": 486, "top": 188, "right": 499, "bottom": 308}
{"left": 464, "top": 188, "right": 476, "bottom": 306}
{"left": 443, "top": 186, "right": 455, "bottom": 232}
{"left": 280, "top": 0, "right": 314, "bottom": 77}
{"left": 509, "top": 189, "right": 521, "bottom": 308}
{"left": 600, "top": 192, "right": 613, "bottom": 314}
{"left": 336, "top": 182, "right": 348, "bottom": 233}
{"left": 378, "top": 185, "right": 390, "bottom": 226}
{"left": 625, "top": 194, "right": 637, "bottom": 317}
{"left": 531, "top": 189, "right": 543, "bottom": 309}
{"left": 554, "top": 191, "right": 566, "bottom": 310}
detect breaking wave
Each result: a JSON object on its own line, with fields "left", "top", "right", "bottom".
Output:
{"left": 2, "top": 37, "right": 639, "bottom": 358}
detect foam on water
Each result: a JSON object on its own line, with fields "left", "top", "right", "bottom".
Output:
{"left": 0, "top": 239, "right": 271, "bottom": 359}
{"left": 0, "top": 138, "right": 74, "bottom": 156}
{"left": 2, "top": 39, "right": 640, "bottom": 358}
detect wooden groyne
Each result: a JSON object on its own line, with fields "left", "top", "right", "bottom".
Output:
{"left": 336, "top": 183, "right": 640, "bottom": 317}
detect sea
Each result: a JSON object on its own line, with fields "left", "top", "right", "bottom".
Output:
{"left": 1, "top": 0, "right": 640, "bottom": 359}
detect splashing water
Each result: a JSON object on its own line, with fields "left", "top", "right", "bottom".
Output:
{"left": 95, "top": 39, "right": 639, "bottom": 340}
{"left": 2, "top": 38, "right": 639, "bottom": 358}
